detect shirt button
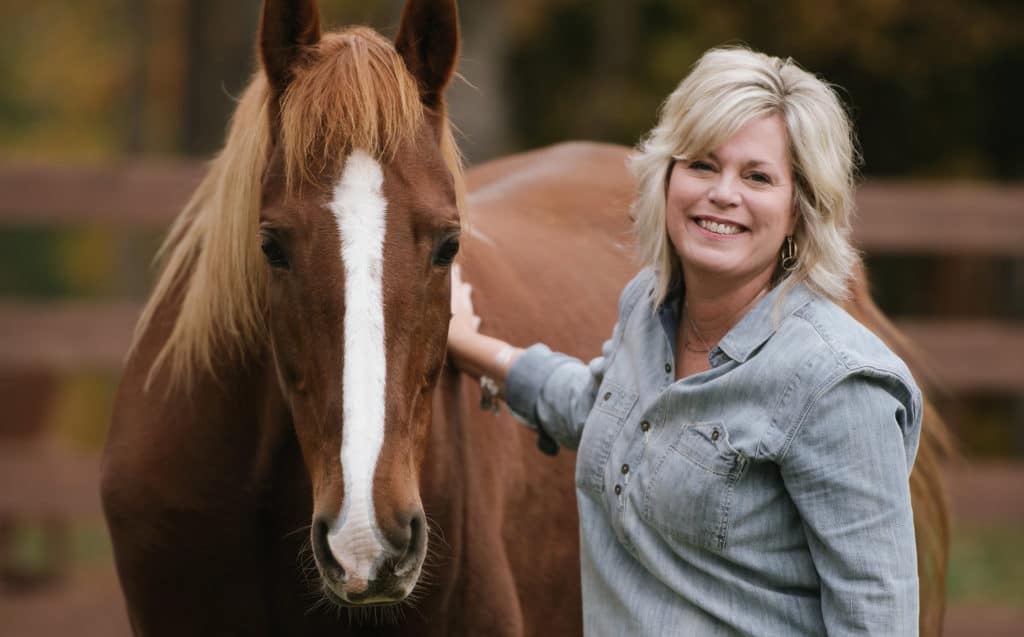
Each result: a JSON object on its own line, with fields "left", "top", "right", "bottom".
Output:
{"left": 621, "top": 464, "right": 630, "bottom": 475}
{"left": 664, "top": 363, "right": 672, "bottom": 373}
{"left": 614, "top": 484, "right": 622, "bottom": 495}
{"left": 711, "top": 429, "right": 720, "bottom": 441}
{"left": 603, "top": 391, "right": 612, "bottom": 401}
{"left": 640, "top": 420, "right": 650, "bottom": 432}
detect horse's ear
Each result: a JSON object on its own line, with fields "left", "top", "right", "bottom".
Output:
{"left": 394, "top": 0, "right": 460, "bottom": 109}
{"left": 259, "top": 0, "right": 322, "bottom": 97}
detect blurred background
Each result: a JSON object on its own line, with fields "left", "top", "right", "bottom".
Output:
{"left": 0, "top": 0, "right": 1021, "bottom": 634}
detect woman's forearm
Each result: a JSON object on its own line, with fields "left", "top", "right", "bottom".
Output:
{"left": 447, "top": 331, "right": 523, "bottom": 395}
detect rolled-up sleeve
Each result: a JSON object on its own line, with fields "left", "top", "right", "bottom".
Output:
{"left": 504, "top": 328, "right": 618, "bottom": 451}
{"left": 779, "top": 371, "right": 922, "bottom": 636}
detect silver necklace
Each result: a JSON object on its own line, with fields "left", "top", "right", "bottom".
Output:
{"left": 683, "top": 303, "right": 711, "bottom": 353}
{"left": 683, "top": 287, "right": 770, "bottom": 355}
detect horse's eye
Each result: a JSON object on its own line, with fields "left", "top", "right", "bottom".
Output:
{"left": 260, "top": 232, "right": 290, "bottom": 269}
{"left": 432, "top": 233, "right": 460, "bottom": 267}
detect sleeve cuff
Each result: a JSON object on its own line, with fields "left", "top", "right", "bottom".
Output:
{"left": 504, "top": 343, "right": 574, "bottom": 431}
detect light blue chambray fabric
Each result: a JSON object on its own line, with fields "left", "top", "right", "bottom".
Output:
{"left": 505, "top": 268, "right": 922, "bottom": 636}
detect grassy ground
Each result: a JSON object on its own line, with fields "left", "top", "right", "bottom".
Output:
{"left": 948, "top": 524, "right": 1024, "bottom": 605}
{"left": 2, "top": 518, "right": 1022, "bottom": 636}
{"left": 6, "top": 518, "right": 1024, "bottom": 602}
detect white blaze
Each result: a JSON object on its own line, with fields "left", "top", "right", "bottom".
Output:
{"left": 326, "top": 149, "right": 388, "bottom": 586}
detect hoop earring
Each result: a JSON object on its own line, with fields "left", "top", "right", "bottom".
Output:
{"left": 781, "top": 235, "right": 798, "bottom": 271}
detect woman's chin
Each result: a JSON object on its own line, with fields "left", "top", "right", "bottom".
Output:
{"left": 679, "top": 254, "right": 775, "bottom": 288}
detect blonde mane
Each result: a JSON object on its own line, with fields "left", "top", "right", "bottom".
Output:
{"left": 134, "top": 27, "right": 464, "bottom": 390}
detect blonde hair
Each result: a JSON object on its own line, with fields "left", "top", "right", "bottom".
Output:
{"left": 133, "top": 28, "right": 464, "bottom": 390}
{"left": 630, "top": 46, "right": 860, "bottom": 308}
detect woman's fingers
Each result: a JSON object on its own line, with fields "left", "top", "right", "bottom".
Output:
{"left": 450, "top": 264, "right": 464, "bottom": 313}
{"left": 449, "top": 264, "right": 481, "bottom": 333}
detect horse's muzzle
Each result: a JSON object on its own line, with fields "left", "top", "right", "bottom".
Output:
{"left": 311, "top": 509, "right": 426, "bottom": 605}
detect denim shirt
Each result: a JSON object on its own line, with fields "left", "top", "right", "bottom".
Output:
{"left": 505, "top": 269, "right": 921, "bottom": 636}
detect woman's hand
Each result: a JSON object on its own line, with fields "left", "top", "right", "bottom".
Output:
{"left": 446, "top": 264, "right": 523, "bottom": 382}
{"left": 448, "top": 264, "right": 481, "bottom": 349}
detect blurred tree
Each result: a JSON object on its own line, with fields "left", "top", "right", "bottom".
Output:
{"left": 445, "top": 2, "right": 514, "bottom": 162}
{"left": 0, "top": 0, "right": 1018, "bottom": 175}
{"left": 181, "top": 0, "right": 260, "bottom": 155}
{"left": 506, "top": 0, "right": 1023, "bottom": 178}
{"left": 0, "top": 1, "right": 136, "bottom": 157}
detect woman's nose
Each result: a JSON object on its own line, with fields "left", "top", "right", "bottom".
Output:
{"left": 708, "top": 175, "right": 741, "bottom": 208}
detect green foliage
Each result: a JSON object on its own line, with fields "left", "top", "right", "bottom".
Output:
{"left": 5, "top": 519, "right": 112, "bottom": 574}
{"left": 505, "top": 0, "right": 1024, "bottom": 178}
{"left": 0, "top": 1, "right": 135, "bottom": 158}
{"left": 0, "top": 227, "right": 162, "bottom": 299}
{"left": 0, "top": 228, "right": 69, "bottom": 298}
{"left": 0, "top": 0, "right": 1019, "bottom": 176}
{"left": 948, "top": 524, "right": 1024, "bottom": 603}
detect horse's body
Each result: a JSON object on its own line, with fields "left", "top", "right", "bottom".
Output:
{"left": 101, "top": 2, "right": 950, "bottom": 635}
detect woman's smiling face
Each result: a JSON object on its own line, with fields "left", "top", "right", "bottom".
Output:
{"left": 666, "top": 114, "right": 796, "bottom": 289}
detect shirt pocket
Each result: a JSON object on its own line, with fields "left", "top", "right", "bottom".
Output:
{"left": 575, "top": 380, "right": 639, "bottom": 495}
{"left": 640, "top": 421, "right": 748, "bottom": 552}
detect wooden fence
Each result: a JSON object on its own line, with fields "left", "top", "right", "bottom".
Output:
{"left": 1, "top": 158, "right": 1021, "bottom": 630}
{"left": 1, "top": 160, "right": 1022, "bottom": 393}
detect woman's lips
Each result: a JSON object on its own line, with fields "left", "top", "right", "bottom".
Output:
{"left": 692, "top": 217, "right": 747, "bottom": 237}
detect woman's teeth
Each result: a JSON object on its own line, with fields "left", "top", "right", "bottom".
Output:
{"left": 697, "top": 218, "right": 743, "bottom": 235}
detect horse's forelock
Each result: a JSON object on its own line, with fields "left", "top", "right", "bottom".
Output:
{"left": 279, "top": 28, "right": 425, "bottom": 192}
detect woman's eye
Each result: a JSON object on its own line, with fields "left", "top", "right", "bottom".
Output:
{"left": 260, "top": 233, "right": 290, "bottom": 269}
{"left": 748, "top": 172, "right": 772, "bottom": 184}
{"left": 432, "top": 233, "right": 460, "bottom": 267}
{"left": 689, "top": 160, "right": 713, "bottom": 171}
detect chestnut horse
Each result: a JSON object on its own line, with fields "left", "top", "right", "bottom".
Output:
{"left": 101, "top": 0, "right": 951, "bottom": 634}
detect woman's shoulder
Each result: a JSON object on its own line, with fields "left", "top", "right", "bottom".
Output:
{"left": 616, "top": 267, "right": 658, "bottom": 319}
{"left": 768, "top": 293, "right": 923, "bottom": 458}
{"left": 771, "top": 293, "right": 922, "bottom": 431}
{"left": 787, "top": 295, "right": 916, "bottom": 386}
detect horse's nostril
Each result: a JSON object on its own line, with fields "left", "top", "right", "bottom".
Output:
{"left": 396, "top": 511, "right": 426, "bottom": 575}
{"left": 311, "top": 517, "right": 345, "bottom": 582}
{"left": 409, "top": 513, "right": 423, "bottom": 552}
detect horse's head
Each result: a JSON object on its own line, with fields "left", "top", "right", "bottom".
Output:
{"left": 257, "top": 0, "right": 460, "bottom": 606}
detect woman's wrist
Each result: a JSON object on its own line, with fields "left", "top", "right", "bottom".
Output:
{"left": 447, "top": 329, "right": 484, "bottom": 372}
{"left": 447, "top": 330, "right": 522, "bottom": 391}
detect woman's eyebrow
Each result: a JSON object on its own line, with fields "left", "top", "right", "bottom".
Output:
{"left": 703, "top": 152, "right": 780, "bottom": 171}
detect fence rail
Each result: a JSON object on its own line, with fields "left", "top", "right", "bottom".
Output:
{"left": 0, "top": 161, "right": 1022, "bottom": 396}
{"left": 1, "top": 301, "right": 1020, "bottom": 395}
{"left": 2, "top": 162, "right": 1023, "bottom": 255}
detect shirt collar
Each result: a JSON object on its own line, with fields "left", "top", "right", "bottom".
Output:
{"left": 715, "top": 280, "right": 816, "bottom": 363}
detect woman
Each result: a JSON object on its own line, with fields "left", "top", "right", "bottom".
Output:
{"left": 447, "top": 47, "right": 921, "bottom": 635}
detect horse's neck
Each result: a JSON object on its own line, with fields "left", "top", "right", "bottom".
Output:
{"left": 132, "top": 287, "right": 296, "bottom": 493}
{"left": 423, "top": 368, "right": 474, "bottom": 502}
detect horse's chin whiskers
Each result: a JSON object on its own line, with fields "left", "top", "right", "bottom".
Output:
{"left": 424, "top": 513, "right": 450, "bottom": 550}
{"left": 401, "top": 582, "right": 429, "bottom": 610}
{"left": 305, "top": 586, "right": 338, "bottom": 618}
{"left": 343, "top": 601, "right": 406, "bottom": 627}
{"left": 283, "top": 523, "right": 313, "bottom": 540}
{"left": 296, "top": 538, "right": 320, "bottom": 584}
